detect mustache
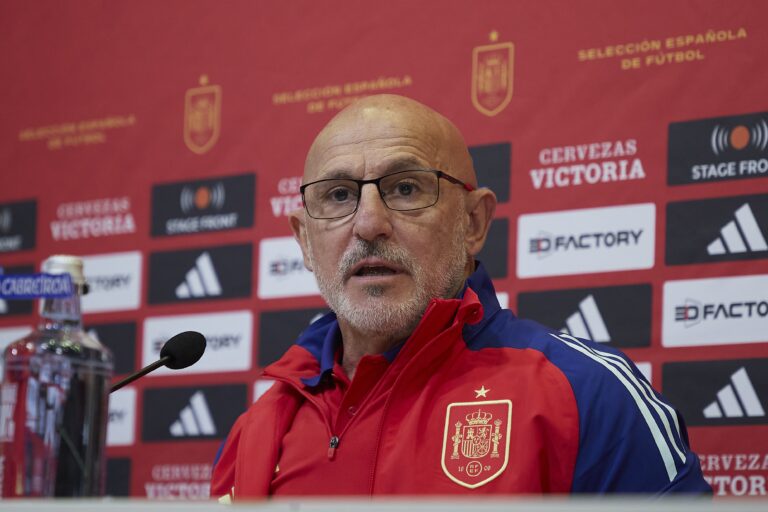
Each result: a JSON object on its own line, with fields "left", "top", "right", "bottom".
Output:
{"left": 340, "top": 239, "right": 414, "bottom": 279}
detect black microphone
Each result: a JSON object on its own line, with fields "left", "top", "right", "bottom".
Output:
{"left": 110, "top": 331, "right": 206, "bottom": 393}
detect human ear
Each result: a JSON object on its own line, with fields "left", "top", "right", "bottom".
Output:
{"left": 464, "top": 188, "right": 497, "bottom": 256}
{"left": 288, "top": 209, "right": 313, "bottom": 272}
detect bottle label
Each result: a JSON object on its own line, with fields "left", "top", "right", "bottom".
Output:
{"left": 0, "top": 383, "right": 17, "bottom": 442}
{"left": 0, "top": 274, "right": 73, "bottom": 299}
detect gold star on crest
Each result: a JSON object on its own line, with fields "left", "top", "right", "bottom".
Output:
{"left": 474, "top": 385, "right": 490, "bottom": 398}
{"left": 489, "top": 30, "right": 499, "bottom": 42}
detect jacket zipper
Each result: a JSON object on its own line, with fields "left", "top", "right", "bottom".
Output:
{"left": 366, "top": 318, "right": 464, "bottom": 492}
{"left": 328, "top": 436, "right": 340, "bottom": 459}
{"left": 262, "top": 373, "right": 341, "bottom": 460}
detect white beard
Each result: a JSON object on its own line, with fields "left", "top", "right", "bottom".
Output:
{"left": 307, "top": 212, "right": 469, "bottom": 340}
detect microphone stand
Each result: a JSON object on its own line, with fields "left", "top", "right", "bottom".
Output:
{"left": 110, "top": 355, "right": 171, "bottom": 393}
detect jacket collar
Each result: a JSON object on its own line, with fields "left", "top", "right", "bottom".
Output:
{"left": 269, "top": 261, "right": 504, "bottom": 388}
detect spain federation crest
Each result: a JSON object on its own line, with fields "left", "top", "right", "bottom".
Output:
{"left": 184, "top": 75, "right": 222, "bottom": 154}
{"left": 471, "top": 32, "right": 514, "bottom": 117}
{"left": 441, "top": 399, "right": 512, "bottom": 489}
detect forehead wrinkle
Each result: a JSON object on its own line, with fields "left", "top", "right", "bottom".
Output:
{"left": 304, "top": 94, "right": 473, "bottom": 182}
{"left": 312, "top": 137, "right": 440, "bottom": 178}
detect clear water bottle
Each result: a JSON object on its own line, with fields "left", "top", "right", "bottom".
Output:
{"left": 0, "top": 255, "right": 113, "bottom": 497}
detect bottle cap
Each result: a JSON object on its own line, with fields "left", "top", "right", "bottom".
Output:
{"left": 42, "top": 254, "right": 86, "bottom": 287}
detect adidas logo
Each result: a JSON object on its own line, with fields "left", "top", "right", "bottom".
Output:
{"left": 560, "top": 294, "right": 610, "bottom": 343}
{"left": 169, "top": 391, "right": 216, "bottom": 437}
{"left": 703, "top": 367, "right": 765, "bottom": 419}
{"left": 707, "top": 203, "right": 767, "bottom": 255}
{"left": 175, "top": 252, "right": 222, "bottom": 299}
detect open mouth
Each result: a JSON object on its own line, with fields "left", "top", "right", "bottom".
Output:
{"left": 348, "top": 258, "right": 404, "bottom": 279}
{"left": 354, "top": 265, "right": 397, "bottom": 277}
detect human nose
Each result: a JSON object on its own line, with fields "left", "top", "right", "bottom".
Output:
{"left": 351, "top": 182, "right": 393, "bottom": 241}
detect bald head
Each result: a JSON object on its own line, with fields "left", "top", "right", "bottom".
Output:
{"left": 290, "top": 94, "right": 497, "bottom": 345}
{"left": 304, "top": 94, "right": 476, "bottom": 186}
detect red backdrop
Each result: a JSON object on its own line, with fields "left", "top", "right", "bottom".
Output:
{"left": 0, "top": 0, "right": 766, "bottom": 498}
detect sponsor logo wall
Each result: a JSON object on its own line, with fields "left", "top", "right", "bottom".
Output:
{"left": 0, "top": 265, "right": 35, "bottom": 317}
{"left": 663, "top": 359, "right": 767, "bottom": 427}
{"left": 666, "top": 194, "right": 768, "bottom": 265}
{"left": 0, "top": 200, "right": 36, "bottom": 253}
{"left": 81, "top": 252, "right": 142, "bottom": 313}
{"left": 108, "top": 387, "right": 137, "bottom": 446}
{"left": 518, "top": 284, "right": 652, "bottom": 348}
{"left": 85, "top": 321, "right": 137, "bottom": 375}
{"left": 142, "top": 385, "right": 247, "bottom": 442}
{"left": 148, "top": 244, "right": 252, "bottom": 304}
{"left": 516, "top": 203, "right": 655, "bottom": 278}
{"left": 668, "top": 112, "right": 768, "bottom": 185}
{"left": 257, "top": 236, "right": 319, "bottom": 299}
{"left": 662, "top": 275, "right": 768, "bottom": 347}
{"left": 151, "top": 174, "right": 255, "bottom": 237}
{"left": 1, "top": 2, "right": 766, "bottom": 498}
{"left": 143, "top": 311, "right": 253, "bottom": 375}
{"left": 258, "top": 307, "right": 328, "bottom": 367}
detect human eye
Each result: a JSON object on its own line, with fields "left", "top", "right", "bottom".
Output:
{"left": 385, "top": 174, "right": 424, "bottom": 198}
{"left": 322, "top": 182, "right": 358, "bottom": 203}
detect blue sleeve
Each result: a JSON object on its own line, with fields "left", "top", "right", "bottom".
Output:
{"left": 547, "top": 333, "right": 711, "bottom": 494}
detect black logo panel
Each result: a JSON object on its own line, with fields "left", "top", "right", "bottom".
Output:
{"left": 258, "top": 307, "right": 329, "bottom": 367}
{"left": 469, "top": 142, "right": 511, "bottom": 203}
{"left": 142, "top": 384, "right": 247, "bottom": 441}
{"left": 151, "top": 173, "right": 255, "bottom": 237}
{"left": 668, "top": 111, "right": 768, "bottom": 185}
{"left": 0, "top": 264, "right": 35, "bottom": 316}
{"left": 666, "top": 194, "right": 768, "bottom": 265}
{"left": 477, "top": 217, "right": 508, "bottom": 279}
{"left": 106, "top": 458, "right": 131, "bottom": 497}
{"left": 84, "top": 321, "right": 137, "bottom": 375}
{"left": 518, "top": 284, "right": 651, "bottom": 348}
{"left": 148, "top": 244, "right": 252, "bottom": 304}
{"left": 0, "top": 200, "right": 36, "bottom": 253}
{"left": 662, "top": 359, "right": 768, "bottom": 426}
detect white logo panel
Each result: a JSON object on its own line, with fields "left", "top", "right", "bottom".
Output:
{"left": 663, "top": 274, "right": 768, "bottom": 347}
{"left": 516, "top": 203, "right": 655, "bottom": 278}
{"left": 107, "top": 387, "right": 136, "bottom": 446}
{"left": 258, "top": 237, "right": 319, "bottom": 299}
{"left": 635, "top": 362, "right": 652, "bottom": 385}
{"left": 81, "top": 251, "right": 142, "bottom": 313}
{"left": 142, "top": 310, "right": 252, "bottom": 375}
{"left": 253, "top": 379, "right": 276, "bottom": 403}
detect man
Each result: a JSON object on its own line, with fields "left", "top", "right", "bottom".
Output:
{"left": 211, "top": 94, "right": 710, "bottom": 498}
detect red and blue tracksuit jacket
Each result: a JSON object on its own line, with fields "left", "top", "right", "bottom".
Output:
{"left": 211, "top": 264, "right": 710, "bottom": 498}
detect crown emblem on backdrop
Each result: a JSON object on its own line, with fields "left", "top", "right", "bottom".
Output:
{"left": 184, "top": 75, "right": 222, "bottom": 154}
{"left": 472, "top": 30, "right": 514, "bottom": 117}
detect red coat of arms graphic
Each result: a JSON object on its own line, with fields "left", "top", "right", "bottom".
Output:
{"left": 441, "top": 399, "right": 512, "bottom": 489}
{"left": 184, "top": 76, "right": 222, "bottom": 155}
{"left": 471, "top": 41, "right": 514, "bottom": 117}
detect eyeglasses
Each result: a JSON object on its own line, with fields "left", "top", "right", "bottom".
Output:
{"left": 299, "top": 169, "right": 475, "bottom": 220}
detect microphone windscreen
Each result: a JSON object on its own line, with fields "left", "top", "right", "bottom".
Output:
{"left": 160, "top": 331, "right": 207, "bottom": 370}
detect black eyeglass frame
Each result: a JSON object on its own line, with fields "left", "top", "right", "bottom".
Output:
{"left": 299, "top": 169, "right": 475, "bottom": 220}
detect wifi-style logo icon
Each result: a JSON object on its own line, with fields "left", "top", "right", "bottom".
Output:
{"left": 179, "top": 182, "right": 226, "bottom": 213}
{"left": 710, "top": 119, "right": 768, "bottom": 156}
